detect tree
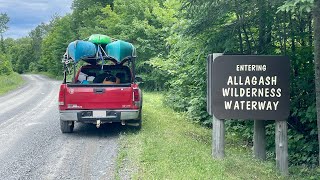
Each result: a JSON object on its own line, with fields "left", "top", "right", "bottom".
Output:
{"left": 313, "top": 0, "right": 320, "bottom": 166}
{"left": 41, "top": 15, "right": 76, "bottom": 75}
{"left": 71, "top": 0, "right": 113, "bottom": 39}
{"left": 8, "top": 38, "right": 33, "bottom": 73}
{"left": 282, "top": 0, "right": 320, "bottom": 167}
{"left": 3, "top": 0, "right": 320, "bottom": 168}
{"left": 157, "top": 0, "right": 319, "bottom": 167}
{"left": 0, "top": 13, "right": 9, "bottom": 53}
{"left": 28, "top": 23, "right": 51, "bottom": 71}
{"left": 101, "top": 0, "right": 176, "bottom": 90}
{"left": 0, "top": 13, "right": 9, "bottom": 34}
{"left": 0, "top": 54, "right": 13, "bottom": 75}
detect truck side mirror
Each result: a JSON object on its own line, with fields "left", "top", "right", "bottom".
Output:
{"left": 135, "top": 76, "right": 143, "bottom": 83}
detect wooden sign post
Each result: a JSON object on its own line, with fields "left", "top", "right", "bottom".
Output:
{"left": 207, "top": 54, "right": 225, "bottom": 158}
{"left": 254, "top": 120, "right": 266, "bottom": 160}
{"left": 207, "top": 54, "right": 290, "bottom": 176}
{"left": 212, "top": 115, "right": 225, "bottom": 158}
{"left": 275, "top": 120, "right": 288, "bottom": 175}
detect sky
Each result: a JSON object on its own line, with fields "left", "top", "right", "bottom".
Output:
{"left": 1, "top": 0, "right": 73, "bottom": 39}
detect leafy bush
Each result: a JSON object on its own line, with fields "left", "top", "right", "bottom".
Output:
{"left": 0, "top": 72, "right": 24, "bottom": 95}
{"left": 28, "top": 62, "right": 40, "bottom": 72}
{"left": 0, "top": 54, "right": 13, "bottom": 75}
{"left": 152, "top": 0, "right": 319, "bottom": 167}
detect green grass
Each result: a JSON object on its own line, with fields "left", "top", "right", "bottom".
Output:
{"left": 36, "top": 71, "right": 64, "bottom": 80}
{"left": 0, "top": 73, "right": 25, "bottom": 96}
{"left": 117, "top": 92, "right": 294, "bottom": 179}
{"left": 36, "top": 71, "right": 76, "bottom": 83}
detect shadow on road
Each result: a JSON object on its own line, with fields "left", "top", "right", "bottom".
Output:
{"left": 64, "top": 123, "right": 139, "bottom": 138}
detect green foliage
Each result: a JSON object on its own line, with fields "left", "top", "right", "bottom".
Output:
{"left": 155, "top": 34, "right": 212, "bottom": 124}
{"left": 28, "top": 62, "right": 38, "bottom": 72}
{"left": 41, "top": 15, "right": 76, "bottom": 75}
{"left": 153, "top": 0, "right": 319, "bottom": 167}
{"left": 3, "top": 22, "right": 51, "bottom": 74}
{"left": 117, "top": 92, "right": 286, "bottom": 179}
{"left": 72, "top": 0, "right": 113, "bottom": 26}
{"left": 278, "top": 0, "right": 314, "bottom": 13}
{"left": 101, "top": 0, "right": 179, "bottom": 90}
{"left": 0, "top": 13, "right": 9, "bottom": 53}
{"left": 72, "top": 0, "right": 111, "bottom": 39}
{"left": 29, "top": 23, "right": 51, "bottom": 71}
{"left": 2, "top": 0, "right": 319, "bottom": 168}
{"left": 0, "top": 13, "right": 9, "bottom": 34}
{"left": 0, "top": 72, "right": 24, "bottom": 95}
{"left": 7, "top": 38, "right": 33, "bottom": 73}
{"left": 0, "top": 54, "right": 13, "bottom": 75}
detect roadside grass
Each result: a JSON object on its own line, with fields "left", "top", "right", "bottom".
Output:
{"left": 36, "top": 71, "right": 64, "bottom": 80}
{"left": 117, "top": 92, "right": 318, "bottom": 179}
{"left": 36, "top": 72, "right": 76, "bottom": 83}
{"left": 0, "top": 73, "right": 25, "bottom": 96}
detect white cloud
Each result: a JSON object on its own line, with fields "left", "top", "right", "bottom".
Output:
{"left": 1, "top": 0, "right": 73, "bottom": 39}
{"left": 3, "top": 27, "right": 30, "bottom": 39}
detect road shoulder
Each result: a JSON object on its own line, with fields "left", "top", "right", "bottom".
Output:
{"left": 116, "top": 92, "right": 286, "bottom": 179}
{"left": 0, "top": 72, "right": 25, "bottom": 96}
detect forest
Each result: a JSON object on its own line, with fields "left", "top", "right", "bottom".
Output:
{"left": 0, "top": 0, "right": 319, "bottom": 170}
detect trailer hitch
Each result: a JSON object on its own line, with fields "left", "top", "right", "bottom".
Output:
{"left": 96, "top": 120, "right": 101, "bottom": 128}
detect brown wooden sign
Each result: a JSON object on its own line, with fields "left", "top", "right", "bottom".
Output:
{"left": 210, "top": 55, "right": 290, "bottom": 120}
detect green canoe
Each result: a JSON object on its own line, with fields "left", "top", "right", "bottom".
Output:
{"left": 88, "top": 34, "right": 112, "bottom": 45}
{"left": 106, "top": 40, "right": 135, "bottom": 63}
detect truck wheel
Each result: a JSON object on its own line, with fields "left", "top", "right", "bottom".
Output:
{"left": 60, "top": 120, "right": 74, "bottom": 133}
{"left": 126, "top": 110, "right": 142, "bottom": 130}
{"left": 133, "top": 110, "right": 142, "bottom": 130}
{"left": 134, "top": 119, "right": 142, "bottom": 130}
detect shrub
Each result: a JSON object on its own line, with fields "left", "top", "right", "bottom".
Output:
{"left": 0, "top": 54, "right": 13, "bottom": 75}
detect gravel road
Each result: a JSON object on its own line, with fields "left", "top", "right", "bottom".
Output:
{"left": 0, "top": 74, "right": 121, "bottom": 180}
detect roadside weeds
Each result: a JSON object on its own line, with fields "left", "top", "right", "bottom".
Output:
{"left": 115, "top": 92, "right": 299, "bottom": 179}
{"left": 0, "top": 73, "right": 25, "bottom": 96}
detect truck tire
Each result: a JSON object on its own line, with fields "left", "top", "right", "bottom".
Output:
{"left": 60, "top": 120, "right": 74, "bottom": 133}
{"left": 133, "top": 119, "right": 142, "bottom": 130}
{"left": 133, "top": 110, "right": 142, "bottom": 130}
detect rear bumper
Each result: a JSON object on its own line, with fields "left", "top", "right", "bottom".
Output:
{"left": 60, "top": 109, "right": 140, "bottom": 122}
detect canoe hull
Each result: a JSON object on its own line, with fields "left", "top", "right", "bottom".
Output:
{"left": 106, "top": 40, "right": 135, "bottom": 63}
{"left": 68, "top": 40, "right": 96, "bottom": 63}
{"left": 89, "top": 34, "right": 112, "bottom": 45}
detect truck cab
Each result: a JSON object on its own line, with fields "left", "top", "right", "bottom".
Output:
{"left": 58, "top": 64, "right": 142, "bottom": 133}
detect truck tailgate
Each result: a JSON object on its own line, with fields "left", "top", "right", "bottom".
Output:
{"left": 65, "top": 85, "right": 133, "bottom": 109}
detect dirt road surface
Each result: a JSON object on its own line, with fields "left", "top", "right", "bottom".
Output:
{"left": 0, "top": 74, "right": 121, "bottom": 180}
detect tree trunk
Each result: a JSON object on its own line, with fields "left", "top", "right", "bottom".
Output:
{"left": 242, "top": 24, "right": 252, "bottom": 54}
{"left": 237, "top": 15, "right": 244, "bottom": 54}
{"left": 0, "top": 34, "right": 5, "bottom": 53}
{"left": 313, "top": 0, "right": 320, "bottom": 166}
{"left": 248, "top": 27, "right": 257, "bottom": 51}
{"left": 299, "top": 14, "right": 306, "bottom": 47}
{"left": 234, "top": 0, "right": 243, "bottom": 54}
{"left": 257, "top": 0, "right": 266, "bottom": 54}
{"left": 283, "top": 11, "right": 287, "bottom": 55}
{"left": 265, "top": 1, "right": 272, "bottom": 52}
{"left": 289, "top": 12, "right": 295, "bottom": 55}
{"left": 276, "top": 13, "right": 284, "bottom": 53}
{"left": 309, "top": 14, "right": 313, "bottom": 48}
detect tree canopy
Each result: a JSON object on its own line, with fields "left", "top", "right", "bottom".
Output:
{"left": 0, "top": 13, "right": 9, "bottom": 34}
{"left": 1, "top": 0, "right": 320, "bottom": 170}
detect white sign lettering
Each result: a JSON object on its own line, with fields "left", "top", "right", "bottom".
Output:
{"left": 223, "top": 65, "right": 282, "bottom": 111}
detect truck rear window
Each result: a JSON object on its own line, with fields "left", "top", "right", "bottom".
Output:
{"left": 77, "top": 65, "right": 132, "bottom": 84}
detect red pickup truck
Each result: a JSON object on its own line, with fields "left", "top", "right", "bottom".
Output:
{"left": 58, "top": 64, "right": 142, "bottom": 133}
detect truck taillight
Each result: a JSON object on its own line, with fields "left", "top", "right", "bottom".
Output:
{"left": 59, "top": 84, "right": 66, "bottom": 106}
{"left": 133, "top": 88, "right": 140, "bottom": 107}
